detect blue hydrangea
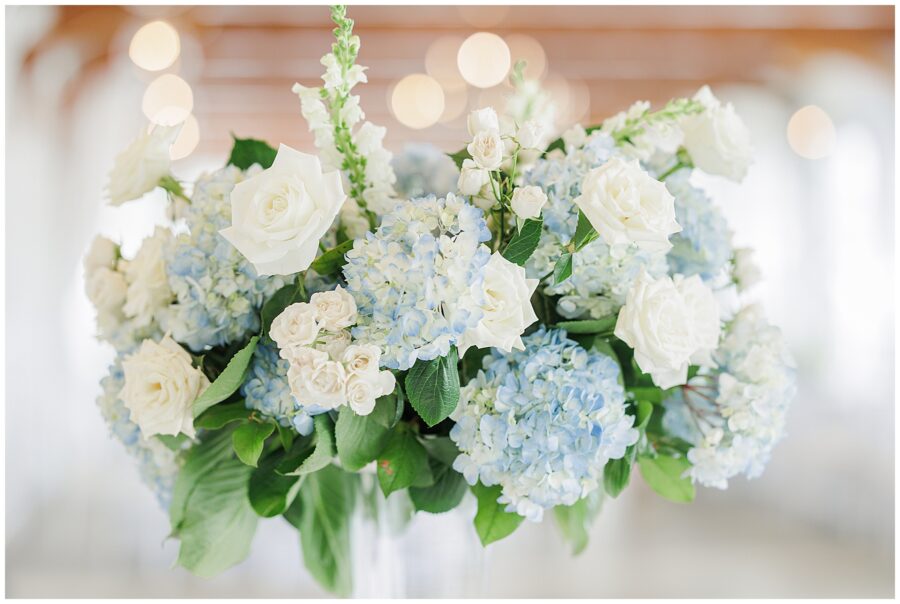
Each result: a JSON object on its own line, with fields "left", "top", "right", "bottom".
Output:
{"left": 97, "top": 360, "right": 181, "bottom": 508}
{"left": 450, "top": 328, "right": 638, "bottom": 521}
{"left": 342, "top": 193, "right": 491, "bottom": 370}
{"left": 161, "top": 166, "right": 289, "bottom": 351}
{"left": 664, "top": 170, "right": 733, "bottom": 281}
{"left": 392, "top": 143, "right": 459, "bottom": 199}
{"left": 525, "top": 134, "right": 668, "bottom": 319}
{"left": 240, "top": 342, "right": 325, "bottom": 436}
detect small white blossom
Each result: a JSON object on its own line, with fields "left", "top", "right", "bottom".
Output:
{"left": 510, "top": 185, "right": 547, "bottom": 220}
{"left": 107, "top": 124, "right": 180, "bottom": 205}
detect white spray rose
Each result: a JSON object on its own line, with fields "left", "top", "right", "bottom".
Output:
{"left": 467, "top": 107, "right": 500, "bottom": 137}
{"left": 84, "top": 236, "right": 119, "bottom": 272}
{"left": 614, "top": 269, "right": 721, "bottom": 389}
{"left": 457, "top": 159, "right": 490, "bottom": 197}
{"left": 574, "top": 157, "right": 681, "bottom": 253}
{"left": 342, "top": 344, "right": 383, "bottom": 375}
{"left": 345, "top": 371, "right": 396, "bottom": 416}
{"left": 317, "top": 329, "right": 352, "bottom": 361}
{"left": 562, "top": 124, "right": 587, "bottom": 151}
{"left": 467, "top": 130, "right": 504, "bottom": 171}
{"left": 682, "top": 86, "right": 753, "bottom": 182}
{"left": 122, "top": 227, "right": 173, "bottom": 328}
{"left": 510, "top": 185, "right": 548, "bottom": 220}
{"left": 220, "top": 144, "right": 346, "bottom": 276}
{"left": 288, "top": 353, "right": 347, "bottom": 410}
{"left": 459, "top": 252, "right": 539, "bottom": 355}
{"left": 270, "top": 302, "right": 320, "bottom": 359}
{"left": 107, "top": 124, "right": 180, "bottom": 206}
{"left": 310, "top": 285, "right": 357, "bottom": 331}
{"left": 732, "top": 247, "right": 762, "bottom": 291}
{"left": 120, "top": 335, "right": 209, "bottom": 438}
{"left": 516, "top": 120, "right": 544, "bottom": 150}
{"left": 86, "top": 267, "right": 128, "bottom": 312}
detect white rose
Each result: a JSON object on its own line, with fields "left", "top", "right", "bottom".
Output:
{"left": 310, "top": 285, "right": 357, "bottom": 331}
{"left": 220, "top": 144, "right": 346, "bottom": 276}
{"left": 86, "top": 267, "right": 128, "bottom": 312}
{"left": 345, "top": 371, "right": 396, "bottom": 416}
{"left": 122, "top": 227, "right": 173, "bottom": 328}
{"left": 120, "top": 334, "right": 209, "bottom": 438}
{"left": 459, "top": 252, "right": 539, "bottom": 355}
{"left": 510, "top": 185, "right": 547, "bottom": 220}
{"left": 270, "top": 302, "right": 320, "bottom": 359}
{"left": 732, "top": 247, "right": 761, "bottom": 291}
{"left": 614, "top": 269, "right": 721, "bottom": 389}
{"left": 317, "top": 329, "right": 352, "bottom": 361}
{"left": 467, "top": 107, "right": 500, "bottom": 137}
{"left": 341, "top": 343, "right": 382, "bottom": 375}
{"left": 467, "top": 130, "right": 504, "bottom": 171}
{"left": 457, "top": 159, "right": 491, "bottom": 197}
{"left": 516, "top": 120, "right": 544, "bottom": 150}
{"left": 84, "top": 236, "right": 119, "bottom": 272}
{"left": 288, "top": 354, "right": 347, "bottom": 410}
{"left": 108, "top": 124, "right": 180, "bottom": 206}
{"left": 681, "top": 86, "right": 753, "bottom": 182}
{"left": 574, "top": 157, "right": 681, "bottom": 253}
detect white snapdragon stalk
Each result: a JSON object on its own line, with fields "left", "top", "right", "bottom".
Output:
{"left": 107, "top": 124, "right": 180, "bottom": 205}
{"left": 220, "top": 144, "right": 346, "bottom": 276}
{"left": 120, "top": 334, "right": 209, "bottom": 438}
{"left": 681, "top": 86, "right": 753, "bottom": 181}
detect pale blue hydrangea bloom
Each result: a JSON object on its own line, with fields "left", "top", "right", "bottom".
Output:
{"left": 97, "top": 360, "right": 181, "bottom": 508}
{"left": 664, "top": 170, "right": 732, "bottom": 281}
{"left": 662, "top": 305, "right": 797, "bottom": 489}
{"left": 342, "top": 193, "right": 491, "bottom": 370}
{"left": 525, "top": 134, "right": 668, "bottom": 319}
{"left": 450, "top": 328, "right": 638, "bottom": 521}
{"left": 161, "top": 166, "right": 288, "bottom": 351}
{"left": 392, "top": 143, "right": 459, "bottom": 199}
{"left": 240, "top": 342, "right": 325, "bottom": 436}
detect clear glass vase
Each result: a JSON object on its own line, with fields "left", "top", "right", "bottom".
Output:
{"left": 350, "top": 474, "right": 487, "bottom": 598}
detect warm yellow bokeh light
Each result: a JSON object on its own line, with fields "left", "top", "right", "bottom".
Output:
{"left": 142, "top": 73, "right": 193, "bottom": 125}
{"left": 170, "top": 114, "right": 199, "bottom": 160}
{"left": 505, "top": 34, "right": 547, "bottom": 80}
{"left": 425, "top": 36, "right": 467, "bottom": 92}
{"left": 129, "top": 20, "right": 180, "bottom": 72}
{"left": 391, "top": 74, "right": 445, "bottom": 129}
{"left": 787, "top": 105, "right": 836, "bottom": 160}
{"left": 457, "top": 32, "right": 511, "bottom": 89}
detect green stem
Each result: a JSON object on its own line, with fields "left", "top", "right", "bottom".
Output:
{"left": 657, "top": 161, "right": 686, "bottom": 181}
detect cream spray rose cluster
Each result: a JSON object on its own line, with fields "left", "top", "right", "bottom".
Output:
{"left": 87, "top": 5, "right": 794, "bottom": 596}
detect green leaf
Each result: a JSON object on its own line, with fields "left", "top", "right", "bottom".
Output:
{"left": 170, "top": 428, "right": 236, "bottom": 532}
{"left": 296, "top": 465, "right": 357, "bottom": 596}
{"left": 156, "top": 433, "right": 189, "bottom": 451}
{"left": 260, "top": 282, "right": 305, "bottom": 339}
{"left": 175, "top": 455, "right": 258, "bottom": 578}
{"left": 472, "top": 482, "right": 524, "bottom": 546}
{"left": 248, "top": 451, "right": 301, "bottom": 517}
{"left": 335, "top": 405, "right": 391, "bottom": 471}
{"left": 194, "top": 400, "right": 252, "bottom": 430}
{"left": 638, "top": 455, "right": 695, "bottom": 503}
{"left": 228, "top": 135, "right": 277, "bottom": 170}
{"left": 603, "top": 456, "right": 633, "bottom": 498}
{"left": 409, "top": 456, "right": 467, "bottom": 514}
{"left": 276, "top": 423, "right": 295, "bottom": 451}
{"left": 192, "top": 336, "right": 259, "bottom": 418}
{"left": 554, "top": 490, "right": 603, "bottom": 554}
{"left": 635, "top": 399, "right": 653, "bottom": 430}
{"left": 571, "top": 211, "right": 599, "bottom": 251}
{"left": 232, "top": 421, "right": 275, "bottom": 467}
{"left": 628, "top": 386, "right": 666, "bottom": 404}
{"left": 553, "top": 253, "right": 573, "bottom": 285}
{"left": 502, "top": 217, "right": 543, "bottom": 266}
{"left": 448, "top": 148, "right": 471, "bottom": 170}
{"left": 277, "top": 415, "right": 336, "bottom": 476}
{"left": 555, "top": 315, "right": 617, "bottom": 335}
{"left": 405, "top": 348, "right": 460, "bottom": 427}
{"left": 376, "top": 428, "right": 431, "bottom": 496}
{"left": 309, "top": 239, "right": 355, "bottom": 276}
{"left": 158, "top": 174, "right": 187, "bottom": 200}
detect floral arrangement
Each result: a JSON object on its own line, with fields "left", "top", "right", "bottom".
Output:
{"left": 87, "top": 6, "right": 795, "bottom": 595}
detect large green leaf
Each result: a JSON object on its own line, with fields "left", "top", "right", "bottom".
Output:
{"left": 472, "top": 482, "right": 524, "bottom": 546}
{"left": 232, "top": 421, "right": 275, "bottom": 467}
{"left": 638, "top": 455, "right": 695, "bottom": 503}
{"left": 334, "top": 404, "right": 392, "bottom": 471}
{"left": 553, "top": 490, "right": 603, "bottom": 555}
{"left": 552, "top": 253, "right": 573, "bottom": 285}
{"left": 405, "top": 348, "right": 460, "bottom": 427}
{"left": 310, "top": 239, "right": 355, "bottom": 276}
{"left": 192, "top": 337, "right": 259, "bottom": 417}
{"left": 248, "top": 451, "right": 302, "bottom": 517}
{"left": 409, "top": 456, "right": 467, "bottom": 514}
{"left": 228, "top": 135, "right": 277, "bottom": 170}
{"left": 175, "top": 456, "right": 259, "bottom": 578}
{"left": 448, "top": 148, "right": 471, "bottom": 169}
{"left": 260, "top": 282, "right": 305, "bottom": 339}
{"left": 376, "top": 428, "right": 432, "bottom": 496}
{"left": 194, "top": 400, "right": 252, "bottom": 430}
{"left": 555, "top": 315, "right": 617, "bottom": 335}
{"left": 170, "top": 428, "right": 236, "bottom": 531}
{"left": 502, "top": 217, "right": 543, "bottom": 266}
{"left": 571, "top": 210, "right": 599, "bottom": 251}
{"left": 278, "top": 415, "right": 335, "bottom": 476}
{"left": 296, "top": 465, "right": 357, "bottom": 596}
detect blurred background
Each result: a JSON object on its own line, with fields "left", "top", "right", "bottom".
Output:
{"left": 5, "top": 4, "right": 894, "bottom": 598}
